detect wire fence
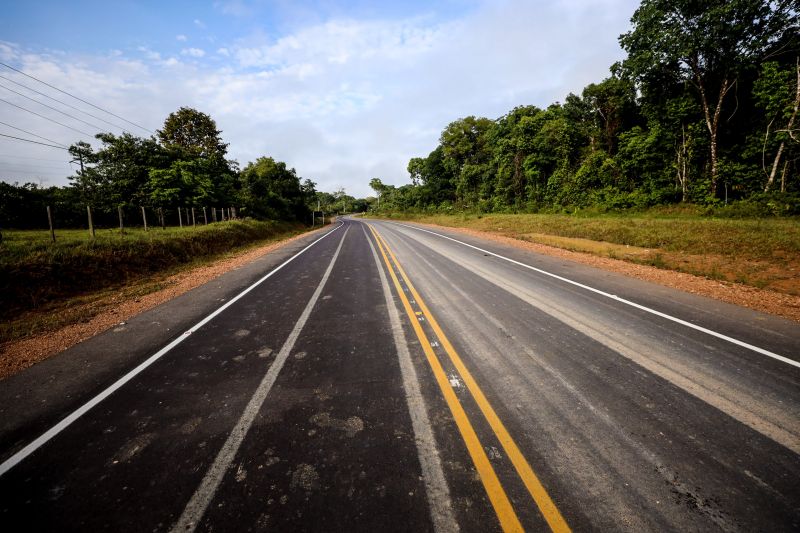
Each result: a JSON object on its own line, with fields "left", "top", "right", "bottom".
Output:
{"left": 8, "top": 204, "right": 243, "bottom": 242}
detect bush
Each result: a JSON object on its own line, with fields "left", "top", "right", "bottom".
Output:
{"left": 706, "top": 192, "right": 800, "bottom": 218}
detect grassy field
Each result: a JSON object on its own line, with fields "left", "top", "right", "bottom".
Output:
{"left": 0, "top": 220, "right": 310, "bottom": 342}
{"left": 377, "top": 211, "right": 800, "bottom": 295}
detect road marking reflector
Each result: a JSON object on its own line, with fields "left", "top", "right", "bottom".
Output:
{"left": 369, "top": 224, "right": 524, "bottom": 532}
{"left": 392, "top": 222, "right": 799, "bottom": 370}
{"left": 370, "top": 225, "right": 570, "bottom": 533}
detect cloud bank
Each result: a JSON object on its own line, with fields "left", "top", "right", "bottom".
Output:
{"left": 0, "top": 0, "right": 638, "bottom": 197}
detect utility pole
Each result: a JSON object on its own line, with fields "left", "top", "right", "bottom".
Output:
{"left": 86, "top": 205, "right": 95, "bottom": 238}
{"left": 71, "top": 147, "right": 95, "bottom": 239}
{"left": 46, "top": 205, "right": 55, "bottom": 242}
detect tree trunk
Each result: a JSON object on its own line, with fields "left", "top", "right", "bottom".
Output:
{"left": 676, "top": 123, "right": 689, "bottom": 202}
{"left": 692, "top": 61, "right": 733, "bottom": 198}
{"left": 765, "top": 57, "right": 800, "bottom": 192}
{"left": 781, "top": 160, "right": 788, "bottom": 192}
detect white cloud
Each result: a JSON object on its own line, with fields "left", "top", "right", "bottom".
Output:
{"left": 0, "top": 42, "right": 19, "bottom": 61}
{"left": 181, "top": 47, "right": 206, "bottom": 58}
{"left": 176, "top": 34, "right": 188, "bottom": 42}
{"left": 194, "top": 19, "right": 206, "bottom": 29}
{"left": 137, "top": 46, "right": 162, "bottom": 61}
{"left": 0, "top": 0, "right": 639, "bottom": 195}
{"left": 214, "top": 0, "right": 252, "bottom": 17}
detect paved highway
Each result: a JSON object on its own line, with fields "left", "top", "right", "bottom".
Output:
{"left": 1, "top": 217, "right": 798, "bottom": 532}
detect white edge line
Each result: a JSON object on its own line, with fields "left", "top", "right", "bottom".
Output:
{"left": 388, "top": 221, "right": 800, "bottom": 370}
{"left": 0, "top": 222, "right": 345, "bottom": 477}
{"left": 171, "top": 226, "right": 350, "bottom": 532}
{"left": 363, "top": 223, "right": 458, "bottom": 533}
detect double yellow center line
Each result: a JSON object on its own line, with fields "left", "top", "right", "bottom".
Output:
{"left": 368, "top": 224, "right": 570, "bottom": 533}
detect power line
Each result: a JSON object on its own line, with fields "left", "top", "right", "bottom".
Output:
{"left": 0, "top": 120, "right": 68, "bottom": 148}
{"left": 0, "top": 97, "right": 95, "bottom": 138}
{"left": 0, "top": 82, "right": 109, "bottom": 132}
{"left": 0, "top": 153, "right": 71, "bottom": 162}
{"left": 0, "top": 163, "right": 71, "bottom": 171}
{"left": 0, "top": 133, "right": 68, "bottom": 150}
{"left": 0, "top": 74, "right": 129, "bottom": 132}
{"left": 0, "top": 61, "right": 153, "bottom": 134}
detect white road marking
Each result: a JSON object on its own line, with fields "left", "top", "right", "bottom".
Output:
{"left": 390, "top": 222, "right": 800, "bottom": 370}
{"left": 363, "top": 224, "right": 458, "bottom": 533}
{"left": 171, "top": 227, "right": 349, "bottom": 532}
{"left": 0, "top": 223, "right": 344, "bottom": 478}
{"left": 411, "top": 242, "right": 800, "bottom": 453}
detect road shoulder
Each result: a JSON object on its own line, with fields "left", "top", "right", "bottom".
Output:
{"left": 395, "top": 220, "right": 800, "bottom": 323}
{"left": 0, "top": 226, "right": 333, "bottom": 381}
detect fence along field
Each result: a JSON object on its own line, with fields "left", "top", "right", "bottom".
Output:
{"left": 0, "top": 205, "right": 307, "bottom": 343}
{"left": 18, "top": 203, "right": 242, "bottom": 243}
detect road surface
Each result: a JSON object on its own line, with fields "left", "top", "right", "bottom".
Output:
{"left": 1, "top": 217, "right": 798, "bottom": 532}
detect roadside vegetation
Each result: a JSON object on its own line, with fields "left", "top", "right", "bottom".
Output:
{"left": 0, "top": 220, "right": 316, "bottom": 344}
{"left": 367, "top": 2, "right": 799, "bottom": 215}
{"left": 365, "top": 2, "right": 799, "bottom": 296}
{"left": 379, "top": 209, "right": 800, "bottom": 295}
{"left": 0, "top": 105, "right": 361, "bottom": 345}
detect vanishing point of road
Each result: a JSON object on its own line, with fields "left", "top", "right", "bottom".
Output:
{"left": 1, "top": 217, "right": 798, "bottom": 531}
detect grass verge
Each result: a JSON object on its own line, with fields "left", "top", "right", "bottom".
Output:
{"left": 0, "top": 220, "right": 309, "bottom": 343}
{"left": 374, "top": 212, "right": 800, "bottom": 296}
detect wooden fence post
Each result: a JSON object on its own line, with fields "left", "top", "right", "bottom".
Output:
{"left": 191, "top": 207, "right": 196, "bottom": 227}
{"left": 178, "top": 207, "right": 183, "bottom": 227}
{"left": 87, "top": 205, "right": 95, "bottom": 239}
{"left": 118, "top": 205, "right": 124, "bottom": 234}
{"left": 212, "top": 207, "right": 217, "bottom": 223}
{"left": 159, "top": 207, "right": 165, "bottom": 229}
{"left": 142, "top": 206, "right": 148, "bottom": 231}
{"left": 203, "top": 207, "right": 208, "bottom": 225}
{"left": 47, "top": 205, "right": 56, "bottom": 242}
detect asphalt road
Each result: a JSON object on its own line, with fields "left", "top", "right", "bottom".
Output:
{"left": 1, "top": 217, "right": 798, "bottom": 532}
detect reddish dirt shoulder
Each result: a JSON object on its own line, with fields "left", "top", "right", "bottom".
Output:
{"left": 0, "top": 230, "right": 322, "bottom": 380}
{"left": 415, "top": 222, "right": 800, "bottom": 323}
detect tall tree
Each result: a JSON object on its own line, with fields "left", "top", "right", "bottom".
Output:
{"left": 68, "top": 141, "right": 104, "bottom": 207}
{"left": 620, "top": 0, "right": 798, "bottom": 197}
{"left": 92, "top": 133, "right": 168, "bottom": 208}
{"left": 240, "top": 157, "right": 308, "bottom": 220}
{"left": 157, "top": 107, "right": 229, "bottom": 159}
{"left": 755, "top": 58, "right": 800, "bottom": 192}
{"left": 439, "top": 116, "right": 493, "bottom": 205}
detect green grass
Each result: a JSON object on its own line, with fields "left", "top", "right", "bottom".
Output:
{"left": 370, "top": 210, "right": 800, "bottom": 297}
{"left": 392, "top": 212, "right": 800, "bottom": 262}
{"left": 0, "top": 220, "right": 308, "bottom": 326}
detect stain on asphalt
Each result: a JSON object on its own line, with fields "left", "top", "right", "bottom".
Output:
{"left": 309, "top": 412, "right": 364, "bottom": 438}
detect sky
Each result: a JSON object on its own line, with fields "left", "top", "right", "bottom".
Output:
{"left": 0, "top": 0, "right": 640, "bottom": 197}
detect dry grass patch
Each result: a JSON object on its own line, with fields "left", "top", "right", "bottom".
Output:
{"left": 386, "top": 212, "right": 800, "bottom": 297}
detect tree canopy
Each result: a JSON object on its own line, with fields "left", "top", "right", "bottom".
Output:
{"left": 378, "top": 0, "right": 800, "bottom": 214}
{"left": 1, "top": 107, "right": 320, "bottom": 228}
{"left": 157, "top": 106, "right": 229, "bottom": 159}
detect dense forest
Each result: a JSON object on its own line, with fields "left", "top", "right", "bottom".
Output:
{"left": 371, "top": 0, "right": 800, "bottom": 215}
{"left": 0, "top": 107, "right": 365, "bottom": 229}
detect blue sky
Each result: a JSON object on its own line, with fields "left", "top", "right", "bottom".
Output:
{"left": 0, "top": 0, "right": 639, "bottom": 196}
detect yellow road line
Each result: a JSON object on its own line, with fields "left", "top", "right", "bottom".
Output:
{"left": 368, "top": 225, "right": 524, "bottom": 533}
{"left": 371, "top": 225, "right": 571, "bottom": 533}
